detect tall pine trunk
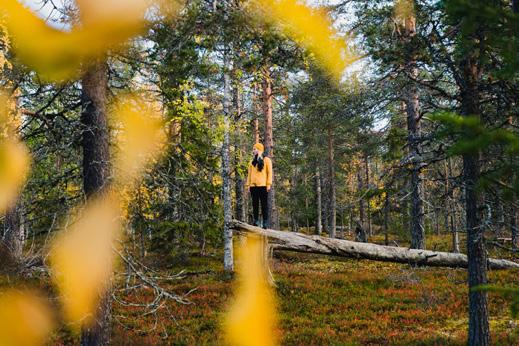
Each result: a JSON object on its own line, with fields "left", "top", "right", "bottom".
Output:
{"left": 400, "top": 4, "right": 425, "bottom": 249}
{"left": 460, "top": 52, "right": 489, "bottom": 346}
{"left": 233, "top": 71, "right": 245, "bottom": 222}
{"left": 253, "top": 83, "right": 261, "bottom": 144}
{"left": 80, "top": 59, "right": 111, "bottom": 346}
{"left": 262, "top": 66, "right": 278, "bottom": 229}
{"left": 222, "top": 49, "right": 234, "bottom": 272}
{"left": 512, "top": 0, "right": 519, "bottom": 252}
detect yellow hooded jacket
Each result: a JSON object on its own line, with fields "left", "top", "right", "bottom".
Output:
{"left": 246, "top": 155, "right": 272, "bottom": 189}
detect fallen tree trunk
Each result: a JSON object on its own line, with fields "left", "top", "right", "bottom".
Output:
{"left": 230, "top": 220, "right": 519, "bottom": 270}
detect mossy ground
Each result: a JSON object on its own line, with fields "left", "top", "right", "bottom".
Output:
{"left": 109, "top": 235, "right": 518, "bottom": 346}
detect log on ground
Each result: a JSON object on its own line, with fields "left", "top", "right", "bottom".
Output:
{"left": 230, "top": 220, "right": 519, "bottom": 270}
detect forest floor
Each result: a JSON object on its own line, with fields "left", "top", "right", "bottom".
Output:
{"left": 107, "top": 232, "right": 518, "bottom": 346}
{"left": 2, "top": 232, "right": 518, "bottom": 345}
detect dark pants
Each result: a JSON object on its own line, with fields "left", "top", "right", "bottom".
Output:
{"left": 250, "top": 186, "right": 268, "bottom": 226}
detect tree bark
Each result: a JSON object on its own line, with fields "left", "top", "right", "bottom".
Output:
{"left": 262, "top": 66, "right": 278, "bottom": 229}
{"left": 233, "top": 71, "right": 245, "bottom": 222}
{"left": 511, "top": 206, "right": 518, "bottom": 250}
{"left": 234, "top": 146, "right": 245, "bottom": 222}
{"left": 230, "top": 220, "right": 519, "bottom": 270}
{"left": 364, "top": 153, "right": 372, "bottom": 236}
{"left": 315, "top": 166, "right": 322, "bottom": 235}
{"left": 80, "top": 59, "right": 111, "bottom": 346}
{"left": 400, "top": 6, "right": 425, "bottom": 250}
{"left": 443, "top": 160, "right": 450, "bottom": 234}
{"left": 447, "top": 158, "right": 460, "bottom": 253}
{"left": 510, "top": 0, "right": 518, "bottom": 253}
{"left": 460, "top": 51, "right": 489, "bottom": 345}
{"left": 384, "top": 192, "right": 390, "bottom": 246}
{"left": 222, "top": 49, "right": 234, "bottom": 272}
{"left": 327, "top": 128, "right": 336, "bottom": 238}
{"left": 290, "top": 167, "right": 298, "bottom": 232}
{"left": 252, "top": 83, "right": 261, "bottom": 144}
{"left": 357, "top": 169, "right": 365, "bottom": 229}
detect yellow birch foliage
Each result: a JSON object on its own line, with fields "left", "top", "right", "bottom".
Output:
{"left": 0, "top": 0, "right": 171, "bottom": 341}
{"left": 49, "top": 194, "right": 121, "bottom": 326}
{"left": 0, "top": 0, "right": 149, "bottom": 81}
{"left": 253, "top": 0, "right": 355, "bottom": 79}
{"left": 0, "top": 92, "right": 31, "bottom": 214}
{"left": 225, "top": 235, "right": 278, "bottom": 346}
{"left": 49, "top": 93, "right": 166, "bottom": 326}
{"left": 0, "top": 290, "right": 54, "bottom": 346}
{"left": 394, "top": 0, "right": 415, "bottom": 22}
{"left": 112, "top": 96, "right": 167, "bottom": 185}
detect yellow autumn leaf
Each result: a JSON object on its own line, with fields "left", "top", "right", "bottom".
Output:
{"left": 394, "top": 0, "right": 415, "bottom": 22}
{"left": 49, "top": 93, "right": 166, "bottom": 326}
{"left": 112, "top": 95, "right": 167, "bottom": 184}
{"left": 0, "top": 93, "right": 31, "bottom": 214}
{"left": 252, "top": 0, "right": 355, "bottom": 79}
{"left": 224, "top": 235, "right": 278, "bottom": 346}
{"left": 0, "top": 0, "right": 149, "bottom": 81}
{"left": 0, "top": 140, "right": 30, "bottom": 213}
{"left": 49, "top": 193, "right": 121, "bottom": 326}
{"left": 0, "top": 290, "right": 54, "bottom": 346}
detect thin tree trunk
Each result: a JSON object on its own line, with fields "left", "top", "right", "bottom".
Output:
{"left": 327, "top": 128, "right": 336, "bottom": 238}
{"left": 234, "top": 146, "right": 245, "bottom": 222}
{"left": 364, "top": 153, "right": 372, "bottom": 236}
{"left": 511, "top": 206, "right": 518, "bottom": 250}
{"left": 305, "top": 193, "right": 309, "bottom": 231}
{"left": 233, "top": 71, "right": 245, "bottom": 222}
{"left": 357, "top": 169, "right": 365, "bottom": 228}
{"left": 321, "top": 165, "right": 329, "bottom": 234}
{"left": 460, "top": 52, "right": 489, "bottom": 345}
{"left": 349, "top": 207, "right": 353, "bottom": 236}
{"left": 447, "top": 158, "right": 460, "bottom": 253}
{"left": 434, "top": 208, "right": 440, "bottom": 236}
{"left": 401, "top": 7, "right": 425, "bottom": 249}
{"left": 137, "top": 190, "right": 146, "bottom": 258}
{"left": 444, "top": 160, "right": 450, "bottom": 234}
{"left": 80, "top": 59, "right": 111, "bottom": 346}
{"left": 384, "top": 192, "right": 390, "bottom": 246}
{"left": 291, "top": 166, "right": 298, "bottom": 232}
{"left": 222, "top": 49, "right": 234, "bottom": 272}
{"left": 315, "top": 166, "right": 322, "bottom": 235}
{"left": 262, "top": 66, "right": 278, "bottom": 229}
{"left": 253, "top": 83, "right": 261, "bottom": 144}
{"left": 2, "top": 90, "right": 25, "bottom": 262}
{"left": 451, "top": 210, "right": 460, "bottom": 253}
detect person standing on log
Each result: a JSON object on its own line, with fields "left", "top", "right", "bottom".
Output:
{"left": 246, "top": 143, "right": 273, "bottom": 229}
